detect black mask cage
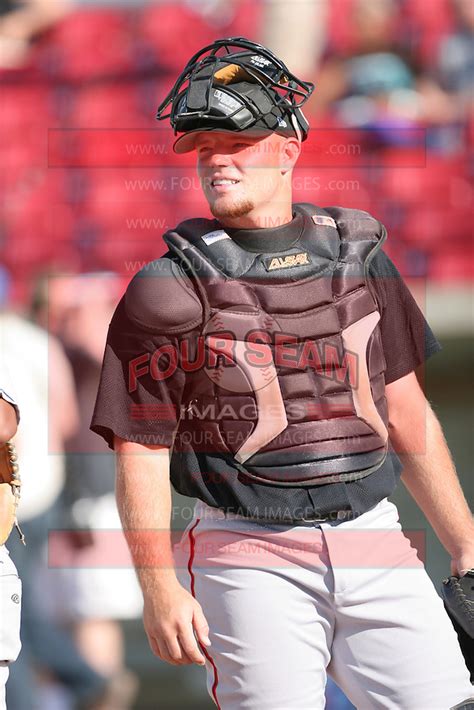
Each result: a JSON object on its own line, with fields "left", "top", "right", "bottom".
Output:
{"left": 156, "top": 37, "right": 315, "bottom": 141}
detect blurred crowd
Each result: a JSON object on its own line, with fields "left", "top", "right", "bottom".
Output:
{"left": 2, "top": 273, "right": 141, "bottom": 709}
{"left": 0, "top": 0, "right": 472, "bottom": 309}
{"left": 0, "top": 1, "right": 472, "bottom": 708}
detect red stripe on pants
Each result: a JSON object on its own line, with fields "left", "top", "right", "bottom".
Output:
{"left": 187, "top": 518, "right": 222, "bottom": 710}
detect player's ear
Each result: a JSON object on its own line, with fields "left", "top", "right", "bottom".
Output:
{"left": 280, "top": 137, "right": 301, "bottom": 175}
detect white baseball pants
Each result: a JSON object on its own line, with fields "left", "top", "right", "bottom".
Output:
{"left": 174, "top": 497, "right": 473, "bottom": 710}
{"left": 0, "top": 545, "right": 22, "bottom": 710}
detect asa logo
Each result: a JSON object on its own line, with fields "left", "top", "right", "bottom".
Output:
{"left": 264, "top": 252, "right": 311, "bottom": 271}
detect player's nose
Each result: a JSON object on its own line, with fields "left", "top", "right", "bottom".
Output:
{"left": 202, "top": 150, "right": 234, "bottom": 168}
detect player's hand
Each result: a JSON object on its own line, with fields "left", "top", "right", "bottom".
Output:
{"left": 142, "top": 579, "right": 211, "bottom": 666}
{"left": 451, "top": 549, "right": 474, "bottom": 577}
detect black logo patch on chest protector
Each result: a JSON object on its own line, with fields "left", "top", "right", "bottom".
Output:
{"left": 263, "top": 252, "right": 312, "bottom": 271}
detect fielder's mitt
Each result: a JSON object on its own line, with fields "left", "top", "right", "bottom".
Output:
{"left": 442, "top": 570, "right": 474, "bottom": 679}
{"left": 0, "top": 441, "right": 25, "bottom": 546}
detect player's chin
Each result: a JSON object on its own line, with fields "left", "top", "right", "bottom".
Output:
{"left": 209, "top": 196, "right": 254, "bottom": 220}
{"left": 207, "top": 190, "right": 236, "bottom": 206}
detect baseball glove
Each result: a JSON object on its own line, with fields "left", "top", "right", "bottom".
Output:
{"left": 0, "top": 441, "right": 25, "bottom": 546}
{"left": 441, "top": 570, "right": 474, "bottom": 679}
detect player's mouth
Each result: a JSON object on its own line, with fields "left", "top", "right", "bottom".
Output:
{"left": 210, "top": 178, "right": 241, "bottom": 193}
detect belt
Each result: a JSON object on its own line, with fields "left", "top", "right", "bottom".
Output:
{"left": 223, "top": 509, "right": 354, "bottom": 527}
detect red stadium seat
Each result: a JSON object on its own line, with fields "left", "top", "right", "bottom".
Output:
{"left": 84, "top": 169, "right": 176, "bottom": 241}
{"left": 299, "top": 128, "right": 369, "bottom": 170}
{"left": 159, "top": 167, "right": 210, "bottom": 217}
{"left": 326, "top": 0, "right": 357, "bottom": 54}
{"left": 1, "top": 0, "right": 471, "bottom": 302}
{"left": 140, "top": 0, "right": 262, "bottom": 72}
{"left": 1, "top": 171, "right": 68, "bottom": 230}
{"left": 225, "top": 0, "right": 262, "bottom": 39}
{"left": 429, "top": 247, "right": 474, "bottom": 282}
{"left": 74, "top": 84, "right": 145, "bottom": 129}
{"left": 49, "top": 128, "right": 175, "bottom": 169}
{"left": 402, "top": 0, "right": 454, "bottom": 64}
{"left": 5, "top": 199, "right": 76, "bottom": 268}
{"left": 139, "top": 3, "right": 216, "bottom": 72}
{"left": 376, "top": 153, "right": 469, "bottom": 209}
{"left": 91, "top": 235, "right": 171, "bottom": 274}
{"left": 292, "top": 167, "right": 372, "bottom": 210}
{"left": 43, "top": 9, "right": 136, "bottom": 80}
{"left": 0, "top": 84, "right": 47, "bottom": 125}
{"left": 400, "top": 200, "right": 472, "bottom": 248}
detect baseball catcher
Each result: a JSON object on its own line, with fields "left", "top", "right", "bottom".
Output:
{"left": 91, "top": 37, "right": 474, "bottom": 709}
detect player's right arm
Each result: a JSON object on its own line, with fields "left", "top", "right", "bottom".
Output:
{"left": 114, "top": 436, "right": 211, "bottom": 666}
{"left": 91, "top": 255, "right": 206, "bottom": 665}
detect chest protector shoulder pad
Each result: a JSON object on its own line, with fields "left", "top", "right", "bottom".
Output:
{"left": 162, "top": 203, "right": 389, "bottom": 487}
{"left": 124, "top": 255, "right": 203, "bottom": 333}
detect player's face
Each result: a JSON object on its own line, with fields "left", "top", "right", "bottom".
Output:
{"left": 195, "top": 131, "right": 294, "bottom": 227}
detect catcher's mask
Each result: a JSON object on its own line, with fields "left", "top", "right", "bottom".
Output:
{"left": 156, "top": 37, "right": 315, "bottom": 154}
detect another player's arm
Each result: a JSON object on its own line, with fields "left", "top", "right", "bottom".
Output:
{"left": 0, "top": 397, "right": 18, "bottom": 442}
{"left": 385, "top": 371, "right": 474, "bottom": 576}
{"left": 114, "top": 436, "right": 211, "bottom": 666}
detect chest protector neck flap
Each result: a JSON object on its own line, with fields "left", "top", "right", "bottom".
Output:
{"left": 163, "top": 203, "right": 389, "bottom": 486}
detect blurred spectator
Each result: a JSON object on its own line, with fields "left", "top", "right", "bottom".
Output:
{"left": 409, "top": 0, "right": 473, "bottom": 134}
{"left": 32, "top": 272, "right": 141, "bottom": 709}
{"left": 262, "top": 0, "right": 328, "bottom": 78}
{"left": 0, "top": 308, "right": 112, "bottom": 710}
{"left": 0, "top": 0, "right": 72, "bottom": 68}
{"left": 184, "top": 0, "right": 239, "bottom": 27}
{"left": 437, "top": 0, "right": 474, "bottom": 105}
{"left": 311, "top": 0, "right": 472, "bottom": 146}
{"left": 311, "top": 0, "right": 426, "bottom": 136}
{"left": 350, "top": 0, "right": 399, "bottom": 52}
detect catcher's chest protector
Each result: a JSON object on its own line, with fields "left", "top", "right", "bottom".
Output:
{"left": 164, "top": 203, "right": 389, "bottom": 486}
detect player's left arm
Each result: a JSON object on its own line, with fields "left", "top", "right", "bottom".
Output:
{"left": 385, "top": 371, "right": 474, "bottom": 576}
